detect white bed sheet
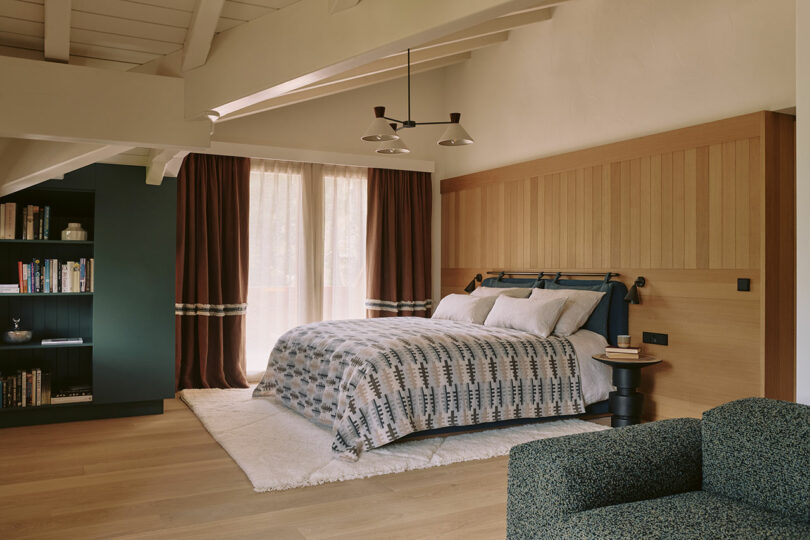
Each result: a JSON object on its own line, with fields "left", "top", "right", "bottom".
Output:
{"left": 567, "top": 329, "right": 612, "bottom": 405}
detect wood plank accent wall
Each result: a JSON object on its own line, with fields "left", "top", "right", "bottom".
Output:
{"left": 440, "top": 112, "right": 796, "bottom": 420}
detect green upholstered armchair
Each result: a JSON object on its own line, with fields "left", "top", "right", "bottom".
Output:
{"left": 507, "top": 398, "right": 810, "bottom": 539}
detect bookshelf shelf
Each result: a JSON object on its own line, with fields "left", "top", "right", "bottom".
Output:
{"left": 0, "top": 240, "right": 93, "bottom": 245}
{"left": 0, "top": 292, "right": 93, "bottom": 297}
{"left": 0, "top": 341, "right": 92, "bottom": 351}
{"left": 0, "top": 400, "right": 92, "bottom": 413}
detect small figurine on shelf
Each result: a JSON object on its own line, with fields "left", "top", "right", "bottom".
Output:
{"left": 3, "top": 317, "right": 32, "bottom": 344}
{"left": 61, "top": 222, "right": 87, "bottom": 241}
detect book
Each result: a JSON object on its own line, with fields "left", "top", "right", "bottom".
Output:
{"left": 605, "top": 346, "right": 642, "bottom": 354}
{"left": 51, "top": 394, "right": 93, "bottom": 405}
{"left": 606, "top": 352, "right": 642, "bottom": 359}
{"left": 41, "top": 337, "right": 84, "bottom": 345}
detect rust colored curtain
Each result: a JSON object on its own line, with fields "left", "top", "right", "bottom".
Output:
{"left": 365, "top": 168, "right": 432, "bottom": 317}
{"left": 175, "top": 154, "right": 250, "bottom": 390}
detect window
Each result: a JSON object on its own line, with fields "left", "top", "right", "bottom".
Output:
{"left": 246, "top": 160, "right": 367, "bottom": 373}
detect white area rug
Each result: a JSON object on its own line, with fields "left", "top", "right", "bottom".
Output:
{"left": 179, "top": 386, "right": 609, "bottom": 492}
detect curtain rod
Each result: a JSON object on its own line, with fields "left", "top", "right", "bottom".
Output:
{"left": 486, "top": 271, "right": 622, "bottom": 278}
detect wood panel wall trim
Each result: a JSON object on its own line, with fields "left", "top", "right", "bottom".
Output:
{"left": 441, "top": 111, "right": 796, "bottom": 420}
{"left": 761, "top": 112, "right": 797, "bottom": 401}
{"left": 441, "top": 112, "right": 763, "bottom": 194}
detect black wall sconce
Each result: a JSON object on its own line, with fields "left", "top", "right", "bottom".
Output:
{"left": 624, "top": 276, "right": 646, "bottom": 304}
{"left": 464, "top": 273, "right": 483, "bottom": 293}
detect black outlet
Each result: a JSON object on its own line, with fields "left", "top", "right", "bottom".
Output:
{"left": 737, "top": 278, "right": 750, "bottom": 292}
{"left": 643, "top": 332, "right": 668, "bottom": 346}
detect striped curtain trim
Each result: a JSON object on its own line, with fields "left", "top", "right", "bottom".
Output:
{"left": 364, "top": 298, "right": 433, "bottom": 313}
{"left": 175, "top": 303, "right": 247, "bottom": 317}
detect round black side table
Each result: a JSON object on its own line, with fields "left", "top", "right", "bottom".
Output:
{"left": 592, "top": 354, "right": 662, "bottom": 427}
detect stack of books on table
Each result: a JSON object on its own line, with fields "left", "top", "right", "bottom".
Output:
{"left": 605, "top": 346, "right": 643, "bottom": 359}
{"left": 0, "top": 283, "right": 20, "bottom": 294}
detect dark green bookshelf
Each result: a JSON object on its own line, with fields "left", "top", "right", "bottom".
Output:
{"left": 0, "top": 240, "right": 94, "bottom": 245}
{"left": 0, "top": 401, "right": 92, "bottom": 413}
{"left": 0, "top": 164, "right": 175, "bottom": 427}
{"left": 0, "top": 341, "right": 92, "bottom": 350}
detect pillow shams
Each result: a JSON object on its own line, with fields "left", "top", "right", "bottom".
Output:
{"left": 470, "top": 286, "right": 532, "bottom": 299}
{"left": 483, "top": 295, "right": 566, "bottom": 337}
{"left": 529, "top": 288, "right": 605, "bottom": 336}
{"left": 432, "top": 294, "right": 496, "bottom": 324}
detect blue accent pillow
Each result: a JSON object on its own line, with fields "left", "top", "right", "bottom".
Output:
{"left": 480, "top": 277, "right": 542, "bottom": 289}
{"left": 545, "top": 280, "right": 613, "bottom": 338}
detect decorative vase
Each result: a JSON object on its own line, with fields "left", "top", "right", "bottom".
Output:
{"left": 61, "top": 223, "right": 88, "bottom": 241}
{"left": 3, "top": 317, "right": 32, "bottom": 344}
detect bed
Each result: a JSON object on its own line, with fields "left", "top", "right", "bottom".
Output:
{"left": 253, "top": 275, "right": 628, "bottom": 460}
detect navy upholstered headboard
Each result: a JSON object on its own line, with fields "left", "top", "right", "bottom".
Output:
{"left": 479, "top": 276, "right": 629, "bottom": 346}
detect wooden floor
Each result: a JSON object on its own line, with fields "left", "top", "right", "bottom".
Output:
{"left": 0, "top": 399, "right": 608, "bottom": 540}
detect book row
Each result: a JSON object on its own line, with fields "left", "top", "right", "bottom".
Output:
{"left": 0, "top": 203, "right": 52, "bottom": 240}
{"left": 17, "top": 258, "right": 94, "bottom": 293}
{"left": 0, "top": 369, "right": 93, "bottom": 408}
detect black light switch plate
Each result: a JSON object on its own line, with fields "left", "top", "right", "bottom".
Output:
{"left": 643, "top": 332, "right": 668, "bottom": 346}
{"left": 737, "top": 278, "right": 751, "bottom": 292}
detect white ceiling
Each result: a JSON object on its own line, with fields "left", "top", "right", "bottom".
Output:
{"left": 0, "top": 0, "right": 303, "bottom": 71}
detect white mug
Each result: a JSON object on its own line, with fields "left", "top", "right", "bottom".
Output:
{"left": 617, "top": 335, "right": 631, "bottom": 348}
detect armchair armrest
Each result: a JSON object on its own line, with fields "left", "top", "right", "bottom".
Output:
{"left": 507, "top": 418, "right": 702, "bottom": 540}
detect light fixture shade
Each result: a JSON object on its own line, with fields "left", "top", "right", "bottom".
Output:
{"left": 376, "top": 138, "right": 410, "bottom": 154}
{"left": 437, "top": 113, "right": 473, "bottom": 146}
{"left": 362, "top": 106, "right": 399, "bottom": 141}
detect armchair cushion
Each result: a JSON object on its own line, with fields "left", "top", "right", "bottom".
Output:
{"left": 702, "top": 397, "right": 810, "bottom": 522}
{"left": 507, "top": 418, "right": 701, "bottom": 539}
{"left": 546, "top": 491, "right": 810, "bottom": 540}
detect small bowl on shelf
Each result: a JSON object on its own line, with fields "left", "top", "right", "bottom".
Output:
{"left": 3, "top": 329, "right": 32, "bottom": 344}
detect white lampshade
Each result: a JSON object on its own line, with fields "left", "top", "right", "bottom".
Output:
{"left": 362, "top": 106, "right": 399, "bottom": 142}
{"left": 376, "top": 137, "right": 410, "bottom": 154}
{"left": 437, "top": 112, "right": 474, "bottom": 146}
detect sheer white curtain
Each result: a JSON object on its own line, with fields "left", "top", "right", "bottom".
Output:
{"left": 322, "top": 165, "right": 367, "bottom": 321}
{"left": 246, "top": 160, "right": 367, "bottom": 373}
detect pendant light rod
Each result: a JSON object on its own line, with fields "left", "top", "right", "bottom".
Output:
{"left": 361, "top": 47, "right": 474, "bottom": 147}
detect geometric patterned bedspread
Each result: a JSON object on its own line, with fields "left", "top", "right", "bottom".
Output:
{"left": 252, "top": 317, "right": 585, "bottom": 460}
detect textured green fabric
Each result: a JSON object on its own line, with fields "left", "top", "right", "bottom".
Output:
{"left": 547, "top": 490, "right": 810, "bottom": 540}
{"left": 702, "top": 397, "right": 810, "bottom": 523}
{"left": 507, "top": 418, "right": 702, "bottom": 539}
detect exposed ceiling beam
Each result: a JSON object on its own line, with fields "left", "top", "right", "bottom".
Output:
{"left": 43, "top": 0, "right": 71, "bottom": 63}
{"left": 295, "top": 32, "right": 509, "bottom": 93}
{"left": 219, "top": 52, "right": 471, "bottom": 122}
{"left": 420, "top": 6, "right": 553, "bottom": 47}
{"left": 145, "top": 148, "right": 189, "bottom": 185}
{"left": 0, "top": 56, "right": 212, "bottom": 149}
{"left": 0, "top": 140, "right": 130, "bottom": 196}
{"left": 184, "top": 0, "right": 569, "bottom": 119}
{"left": 182, "top": 0, "right": 226, "bottom": 72}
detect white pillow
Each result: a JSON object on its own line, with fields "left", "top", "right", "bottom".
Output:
{"left": 529, "top": 288, "right": 606, "bottom": 337}
{"left": 432, "top": 294, "right": 496, "bottom": 325}
{"left": 483, "top": 295, "right": 566, "bottom": 337}
{"left": 470, "top": 286, "right": 532, "bottom": 299}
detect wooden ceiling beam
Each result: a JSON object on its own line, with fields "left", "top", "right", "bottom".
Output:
{"left": 0, "top": 56, "right": 212, "bottom": 149}
{"left": 0, "top": 140, "right": 130, "bottom": 196}
{"left": 218, "top": 52, "right": 471, "bottom": 122}
{"left": 182, "top": 0, "right": 226, "bottom": 72}
{"left": 293, "top": 32, "right": 508, "bottom": 93}
{"left": 419, "top": 6, "right": 552, "bottom": 47}
{"left": 184, "top": 0, "right": 569, "bottom": 119}
{"left": 43, "top": 0, "right": 71, "bottom": 63}
{"left": 145, "top": 148, "right": 189, "bottom": 185}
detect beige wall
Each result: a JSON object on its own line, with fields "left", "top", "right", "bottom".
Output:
{"left": 439, "top": 0, "right": 796, "bottom": 179}
{"left": 796, "top": 0, "right": 809, "bottom": 404}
